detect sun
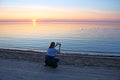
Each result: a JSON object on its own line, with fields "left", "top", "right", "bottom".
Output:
{"left": 32, "top": 19, "right": 36, "bottom": 22}
{"left": 32, "top": 19, "right": 36, "bottom": 26}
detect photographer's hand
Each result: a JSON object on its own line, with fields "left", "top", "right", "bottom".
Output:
{"left": 55, "top": 42, "right": 60, "bottom": 47}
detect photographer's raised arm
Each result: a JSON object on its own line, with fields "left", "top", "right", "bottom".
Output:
{"left": 55, "top": 42, "right": 61, "bottom": 47}
{"left": 55, "top": 42, "right": 61, "bottom": 54}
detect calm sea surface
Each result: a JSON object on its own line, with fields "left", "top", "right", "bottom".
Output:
{"left": 0, "top": 22, "right": 120, "bottom": 56}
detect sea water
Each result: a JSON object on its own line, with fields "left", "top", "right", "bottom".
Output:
{"left": 0, "top": 22, "right": 120, "bottom": 56}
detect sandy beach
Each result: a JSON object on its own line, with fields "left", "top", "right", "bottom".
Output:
{"left": 0, "top": 48, "right": 120, "bottom": 80}
{"left": 0, "top": 48, "right": 120, "bottom": 68}
{"left": 0, "top": 49, "right": 120, "bottom": 80}
{"left": 0, "top": 58, "right": 120, "bottom": 80}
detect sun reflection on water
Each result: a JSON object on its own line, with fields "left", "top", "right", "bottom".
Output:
{"left": 32, "top": 19, "right": 36, "bottom": 27}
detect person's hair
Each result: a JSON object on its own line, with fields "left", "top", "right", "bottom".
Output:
{"left": 49, "top": 42, "right": 55, "bottom": 48}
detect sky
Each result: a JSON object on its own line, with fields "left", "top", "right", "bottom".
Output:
{"left": 0, "top": 0, "right": 120, "bottom": 22}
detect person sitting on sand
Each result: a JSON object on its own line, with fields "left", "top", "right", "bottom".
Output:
{"left": 44, "top": 42, "right": 61, "bottom": 68}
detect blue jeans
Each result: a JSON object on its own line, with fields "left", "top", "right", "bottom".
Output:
{"left": 54, "top": 58, "right": 60, "bottom": 62}
{"left": 45, "top": 56, "right": 60, "bottom": 68}
{"left": 45, "top": 56, "right": 60, "bottom": 63}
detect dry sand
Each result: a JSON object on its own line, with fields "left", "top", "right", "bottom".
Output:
{"left": 0, "top": 58, "right": 120, "bottom": 80}
{"left": 0, "top": 48, "right": 120, "bottom": 80}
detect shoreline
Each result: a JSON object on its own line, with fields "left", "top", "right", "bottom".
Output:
{"left": 1, "top": 48, "right": 120, "bottom": 56}
{"left": 0, "top": 48, "right": 120, "bottom": 68}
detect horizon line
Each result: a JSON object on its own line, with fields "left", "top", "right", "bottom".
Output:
{"left": 0, "top": 19, "right": 120, "bottom": 23}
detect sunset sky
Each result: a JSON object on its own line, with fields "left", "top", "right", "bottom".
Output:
{"left": 0, "top": 0, "right": 120, "bottom": 22}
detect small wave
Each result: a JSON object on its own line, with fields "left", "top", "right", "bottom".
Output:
{"left": 61, "top": 49, "right": 120, "bottom": 56}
